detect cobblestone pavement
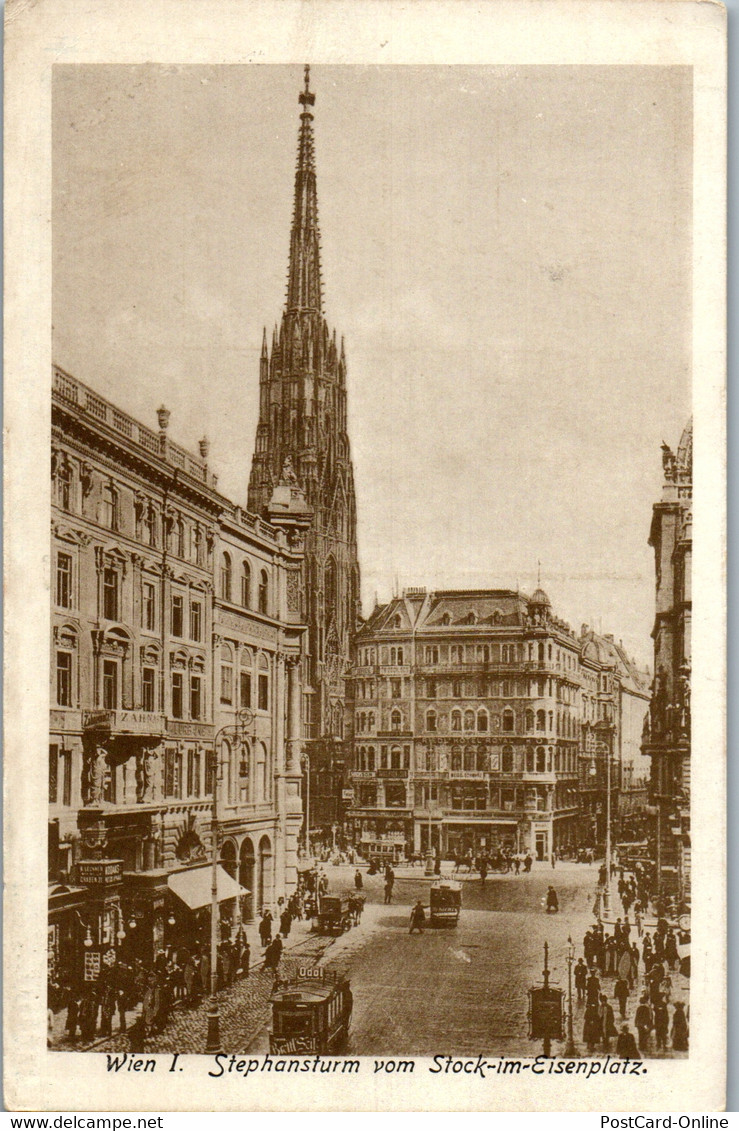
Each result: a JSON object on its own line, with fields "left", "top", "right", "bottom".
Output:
{"left": 247, "top": 862, "right": 689, "bottom": 1060}
{"left": 56, "top": 860, "right": 689, "bottom": 1059}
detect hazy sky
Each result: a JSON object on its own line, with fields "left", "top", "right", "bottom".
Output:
{"left": 53, "top": 64, "right": 692, "bottom": 665}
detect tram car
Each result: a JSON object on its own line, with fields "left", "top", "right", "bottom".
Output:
{"left": 429, "top": 878, "right": 462, "bottom": 927}
{"left": 269, "top": 968, "right": 353, "bottom": 1054}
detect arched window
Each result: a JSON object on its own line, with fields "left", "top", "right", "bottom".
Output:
{"left": 451, "top": 709, "right": 462, "bottom": 732}
{"left": 476, "top": 748, "right": 488, "bottom": 771}
{"left": 502, "top": 744, "right": 514, "bottom": 773}
{"left": 258, "top": 570, "right": 269, "bottom": 615}
{"left": 536, "top": 709, "right": 546, "bottom": 732}
{"left": 390, "top": 709, "right": 402, "bottom": 733}
{"left": 241, "top": 561, "right": 251, "bottom": 607}
{"left": 536, "top": 746, "right": 547, "bottom": 773}
{"left": 502, "top": 708, "right": 515, "bottom": 733}
{"left": 451, "top": 747, "right": 462, "bottom": 771}
{"left": 220, "top": 643, "right": 234, "bottom": 705}
{"left": 397, "top": 647, "right": 404, "bottom": 665}
{"left": 390, "top": 746, "right": 402, "bottom": 770}
{"left": 526, "top": 709, "right": 535, "bottom": 732}
{"left": 176, "top": 518, "right": 185, "bottom": 558}
{"left": 477, "top": 709, "right": 488, "bottom": 732}
{"left": 368, "top": 711, "right": 375, "bottom": 730}
{"left": 538, "top": 642, "right": 545, "bottom": 663}
{"left": 483, "top": 645, "right": 490, "bottom": 662}
{"left": 464, "top": 709, "right": 475, "bottom": 732}
{"left": 367, "top": 746, "right": 375, "bottom": 771}
{"left": 392, "top": 614, "right": 401, "bottom": 628}
{"left": 221, "top": 553, "right": 232, "bottom": 602}
{"left": 255, "top": 742, "right": 268, "bottom": 802}
{"left": 441, "top": 612, "right": 451, "bottom": 626}
{"left": 426, "top": 709, "right": 437, "bottom": 733}
{"left": 464, "top": 746, "right": 475, "bottom": 771}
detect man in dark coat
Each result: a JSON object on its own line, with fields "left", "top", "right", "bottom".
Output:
{"left": 653, "top": 996, "right": 669, "bottom": 1050}
{"left": 574, "top": 958, "right": 588, "bottom": 1004}
{"left": 409, "top": 900, "right": 426, "bottom": 934}
{"left": 616, "top": 1024, "right": 641, "bottom": 1059}
{"left": 614, "top": 976, "right": 630, "bottom": 1019}
{"left": 259, "top": 910, "right": 273, "bottom": 946}
{"left": 280, "top": 907, "right": 293, "bottom": 938}
{"left": 634, "top": 996, "right": 653, "bottom": 1052}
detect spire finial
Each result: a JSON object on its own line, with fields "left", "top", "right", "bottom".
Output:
{"left": 299, "top": 64, "right": 315, "bottom": 109}
{"left": 537, "top": 560, "right": 541, "bottom": 587}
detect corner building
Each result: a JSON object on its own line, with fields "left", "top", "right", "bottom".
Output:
{"left": 49, "top": 365, "right": 307, "bottom": 989}
{"left": 248, "top": 69, "right": 361, "bottom": 841}
{"left": 347, "top": 588, "right": 582, "bottom": 862}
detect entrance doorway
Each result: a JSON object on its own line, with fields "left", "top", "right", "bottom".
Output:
{"left": 536, "top": 831, "right": 548, "bottom": 861}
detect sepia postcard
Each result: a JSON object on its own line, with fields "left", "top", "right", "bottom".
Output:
{"left": 3, "top": 0, "right": 726, "bottom": 1112}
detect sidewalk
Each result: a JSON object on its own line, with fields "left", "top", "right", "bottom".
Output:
{"left": 49, "top": 909, "right": 318, "bottom": 1051}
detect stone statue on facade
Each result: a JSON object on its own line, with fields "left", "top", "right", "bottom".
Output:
{"left": 137, "top": 747, "right": 160, "bottom": 803}
{"left": 86, "top": 744, "right": 110, "bottom": 804}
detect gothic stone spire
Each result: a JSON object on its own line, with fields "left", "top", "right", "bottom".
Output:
{"left": 287, "top": 65, "right": 322, "bottom": 315}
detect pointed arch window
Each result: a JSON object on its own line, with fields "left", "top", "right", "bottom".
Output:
{"left": 221, "top": 553, "right": 232, "bottom": 602}
{"left": 324, "top": 558, "right": 337, "bottom": 625}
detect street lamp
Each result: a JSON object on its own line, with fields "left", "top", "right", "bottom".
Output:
{"left": 205, "top": 708, "right": 253, "bottom": 1055}
{"left": 564, "top": 936, "right": 580, "bottom": 1057}
{"left": 301, "top": 751, "right": 311, "bottom": 858}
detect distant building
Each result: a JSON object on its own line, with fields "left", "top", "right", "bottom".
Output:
{"left": 346, "top": 588, "right": 583, "bottom": 863}
{"left": 49, "top": 365, "right": 306, "bottom": 993}
{"left": 578, "top": 629, "right": 651, "bottom": 848}
{"left": 247, "top": 68, "right": 360, "bottom": 846}
{"left": 641, "top": 420, "right": 692, "bottom": 904}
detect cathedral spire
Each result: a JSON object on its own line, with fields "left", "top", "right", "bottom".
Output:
{"left": 286, "top": 65, "right": 322, "bottom": 315}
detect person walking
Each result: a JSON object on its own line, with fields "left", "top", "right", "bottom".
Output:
{"left": 546, "top": 886, "right": 559, "bottom": 913}
{"left": 653, "top": 996, "right": 669, "bottom": 1050}
{"left": 384, "top": 871, "right": 394, "bottom": 904}
{"left": 672, "top": 1002, "right": 689, "bottom": 1051}
{"left": 265, "top": 934, "right": 283, "bottom": 972}
{"left": 354, "top": 869, "right": 363, "bottom": 891}
{"left": 600, "top": 993, "right": 618, "bottom": 1053}
{"left": 616, "top": 1023, "right": 641, "bottom": 1060}
{"left": 409, "top": 900, "right": 426, "bottom": 934}
{"left": 586, "top": 969, "right": 601, "bottom": 1006}
{"left": 614, "top": 976, "right": 630, "bottom": 1019}
{"left": 259, "top": 910, "right": 273, "bottom": 947}
{"left": 583, "top": 1000, "right": 602, "bottom": 1054}
{"left": 280, "top": 907, "right": 293, "bottom": 938}
{"left": 634, "top": 995, "right": 654, "bottom": 1054}
{"left": 574, "top": 958, "right": 588, "bottom": 1004}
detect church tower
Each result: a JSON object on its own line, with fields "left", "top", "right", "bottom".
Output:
{"left": 248, "top": 67, "right": 361, "bottom": 835}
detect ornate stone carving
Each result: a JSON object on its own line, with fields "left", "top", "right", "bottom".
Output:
{"left": 84, "top": 743, "right": 110, "bottom": 805}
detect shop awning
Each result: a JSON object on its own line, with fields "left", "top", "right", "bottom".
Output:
{"left": 168, "top": 865, "right": 247, "bottom": 910}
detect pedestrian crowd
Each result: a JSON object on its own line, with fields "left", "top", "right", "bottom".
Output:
{"left": 574, "top": 907, "right": 688, "bottom": 1058}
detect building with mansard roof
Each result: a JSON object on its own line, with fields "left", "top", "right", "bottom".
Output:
{"left": 347, "top": 588, "right": 650, "bottom": 863}
{"left": 49, "top": 365, "right": 307, "bottom": 1000}
{"left": 641, "top": 419, "right": 692, "bottom": 904}
{"left": 248, "top": 67, "right": 361, "bottom": 843}
{"left": 347, "top": 587, "right": 583, "bottom": 863}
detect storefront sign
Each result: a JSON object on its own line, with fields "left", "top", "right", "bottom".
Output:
{"left": 167, "top": 720, "right": 213, "bottom": 740}
{"left": 78, "top": 859, "right": 122, "bottom": 887}
{"left": 83, "top": 951, "right": 101, "bottom": 982}
{"left": 341, "top": 789, "right": 354, "bottom": 801}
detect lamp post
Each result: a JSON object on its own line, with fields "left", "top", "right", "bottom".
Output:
{"left": 204, "top": 708, "right": 253, "bottom": 1055}
{"left": 424, "top": 784, "right": 435, "bottom": 876}
{"left": 564, "top": 935, "right": 580, "bottom": 1057}
{"left": 301, "top": 751, "right": 311, "bottom": 858}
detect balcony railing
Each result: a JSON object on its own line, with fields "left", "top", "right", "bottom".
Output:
{"left": 53, "top": 366, "right": 214, "bottom": 487}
